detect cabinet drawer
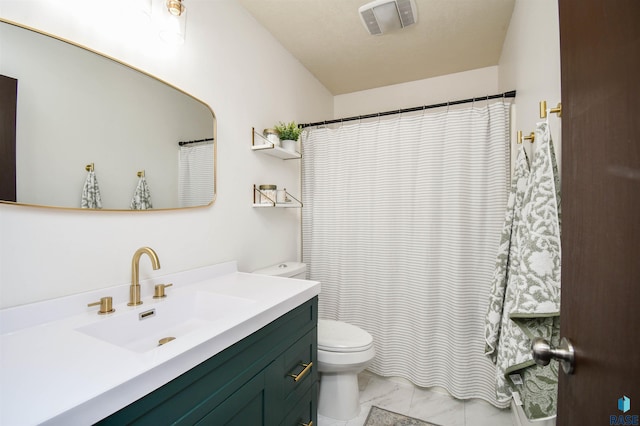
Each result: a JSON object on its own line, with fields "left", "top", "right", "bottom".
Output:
{"left": 284, "top": 328, "right": 316, "bottom": 403}
{"left": 266, "top": 326, "right": 317, "bottom": 416}
{"left": 279, "top": 382, "right": 317, "bottom": 426}
{"left": 195, "top": 371, "right": 266, "bottom": 425}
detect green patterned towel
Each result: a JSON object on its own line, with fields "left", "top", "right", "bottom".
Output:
{"left": 130, "top": 176, "right": 153, "bottom": 210}
{"left": 81, "top": 170, "right": 103, "bottom": 209}
{"left": 485, "top": 145, "right": 530, "bottom": 362}
{"left": 485, "top": 121, "right": 561, "bottom": 420}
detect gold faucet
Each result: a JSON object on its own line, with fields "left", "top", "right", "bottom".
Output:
{"left": 128, "top": 247, "right": 161, "bottom": 306}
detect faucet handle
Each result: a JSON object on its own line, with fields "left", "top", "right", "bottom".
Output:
{"left": 88, "top": 297, "right": 115, "bottom": 315}
{"left": 153, "top": 283, "right": 173, "bottom": 299}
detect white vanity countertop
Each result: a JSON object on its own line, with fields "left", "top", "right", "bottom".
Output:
{"left": 0, "top": 261, "right": 320, "bottom": 426}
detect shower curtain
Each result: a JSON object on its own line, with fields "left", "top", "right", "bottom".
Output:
{"left": 178, "top": 144, "right": 214, "bottom": 207}
{"left": 302, "top": 102, "right": 511, "bottom": 407}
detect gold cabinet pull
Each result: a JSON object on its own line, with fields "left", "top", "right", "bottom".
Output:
{"left": 300, "top": 421, "right": 313, "bottom": 426}
{"left": 289, "top": 362, "right": 313, "bottom": 382}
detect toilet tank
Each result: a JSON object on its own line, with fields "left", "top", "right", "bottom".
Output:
{"left": 253, "top": 262, "right": 307, "bottom": 279}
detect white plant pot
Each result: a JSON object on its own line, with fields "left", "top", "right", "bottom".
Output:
{"left": 280, "top": 139, "right": 297, "bottom": 152}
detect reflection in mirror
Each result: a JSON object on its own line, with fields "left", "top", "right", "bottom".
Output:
{"left": 0, "top": 20, "right": 216, "bottom": 210}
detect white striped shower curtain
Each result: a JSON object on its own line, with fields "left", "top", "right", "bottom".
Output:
{"left": 302, "top": 102, "right": 511, "bottom": 407}
{"left": 178, "top": 144, "right": 214, "bottom": 207}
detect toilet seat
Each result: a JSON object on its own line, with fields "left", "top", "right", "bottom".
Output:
{"left": 318, "top": 319, "right": 373, "bottom": 353}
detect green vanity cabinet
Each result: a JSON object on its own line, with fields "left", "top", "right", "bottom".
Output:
{"left": 98, "top": 297, "right": 318, "bottom": 426}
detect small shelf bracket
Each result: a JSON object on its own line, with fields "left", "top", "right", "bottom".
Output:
{"left": 251, "top": 127, "right": 275, "bottom": 149}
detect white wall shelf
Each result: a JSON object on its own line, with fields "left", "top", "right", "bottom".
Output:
{"left": 251, "top": 127, "right": 301, "bottom": 160}
{"left": 252, "top": 185, "right": 302, "bottom": 208}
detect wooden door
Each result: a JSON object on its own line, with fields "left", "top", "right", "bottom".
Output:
{"left": 0, "top": 75, "right": 17, "bottom": 202}
{"left": 558, "top": 0, "right": 640, "bottom": 424}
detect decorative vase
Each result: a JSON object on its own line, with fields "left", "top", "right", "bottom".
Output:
{"left": 280, "top": 139, "right": 297, "bottom": 152}
{"left": 263, "top": 129, "right": 280, "bottom": 147}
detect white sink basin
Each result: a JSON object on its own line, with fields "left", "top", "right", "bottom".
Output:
{"left": 76, "top": 292, "right": 256, "bottom": 353}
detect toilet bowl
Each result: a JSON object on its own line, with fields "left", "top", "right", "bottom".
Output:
{"left": 317, "top": 319, "right": 375, "bottom": 420}
{"left": 253, "top": 262, "right": 375, "bottom": 421}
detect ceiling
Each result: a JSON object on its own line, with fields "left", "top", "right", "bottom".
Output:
{"left": 237, "top": 0, "right": 516, "bottom": 95}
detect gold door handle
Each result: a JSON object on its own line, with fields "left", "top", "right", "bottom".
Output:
{"left": 300, "top": 421, "right": 313, "bottom": 426}
{"left": 289, "top": 362, "right": 313, "bottom": 382}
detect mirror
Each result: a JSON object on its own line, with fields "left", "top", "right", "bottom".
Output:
{"left": 0, "top": 20, "right": 216, "bottom": 210}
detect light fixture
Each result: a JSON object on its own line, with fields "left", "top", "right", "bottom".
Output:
{"left": 358, "top": 0, "right": 418, "bottom": 35}
{"left": 159, "top": 0, "right": 187, "bottom": 44}
{"left": 167, "top": 0, "right": 183, "bottom": 16}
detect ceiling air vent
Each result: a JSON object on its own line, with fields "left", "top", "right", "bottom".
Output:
{"left": 358, "top": 0, "right": 418, "bottom": 36}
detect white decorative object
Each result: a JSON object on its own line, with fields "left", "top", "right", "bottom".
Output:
{"left": 259, "top": 184, "right": 277, "bottom": 204}
{"left": 263, "top": 129, "right": 280, "bottom": 147}
{"left": 280, "top": 139, "right": 297, "bottom": 152}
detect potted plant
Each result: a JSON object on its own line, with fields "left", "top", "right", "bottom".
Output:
{"left": 274, "top": 121, "right": 301, "bottom": 152}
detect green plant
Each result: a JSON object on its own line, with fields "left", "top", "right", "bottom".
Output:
{"left": 274, "top": 121, "right": 302, "bottom": 141}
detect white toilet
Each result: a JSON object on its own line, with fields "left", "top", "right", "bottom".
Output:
{"left": 253, "top": 262, "right": 375, "bottom": 421}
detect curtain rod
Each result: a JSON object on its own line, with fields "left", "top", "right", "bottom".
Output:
{"left": 299, "top": 90, "right": 516, "bottom": 129}
{"left": 178, "top": 137, "right": 214, "bottom": 146}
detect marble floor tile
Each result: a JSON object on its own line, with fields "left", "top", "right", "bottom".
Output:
{"left": 358, "top": 370, "right": 373, "bottom": 391}
{"left": 408, "top": 387, "right": 466, "bottom": 426}
{"left": 318, "top": 413, "right": 347, "bottom": 426}
{"left": 358, "top": 375, "right": 415, "bottom": 416}
{"left": 464, "top": 398, "right": 515, "bottom": 426}
{"left": 344, "top": 405, "right": 372, "bottom": 426}
{"left": 317, "top": 372, "right": 517, "bottom": 426}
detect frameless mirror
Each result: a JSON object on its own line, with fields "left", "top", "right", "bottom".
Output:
{"left": 0, "top": 20, "right": 216, "bottom": 210}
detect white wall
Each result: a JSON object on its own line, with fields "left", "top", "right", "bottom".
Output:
{"left": 334, "top": 66, "right": 499, "bottom": 118}
{"left": 0, "top": 0, "right": 333, "bottom": 308}
{"left": 498, "top": 0, "right": 562, "bottom": 167}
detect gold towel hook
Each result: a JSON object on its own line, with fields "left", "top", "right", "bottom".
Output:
{"left": 137, "top": 170, "right": 145, "bottom": 178}
{"left": 540, "top": 100, "right": 562, "bottom": 118}
{"left": 85, "top": 163, "right": 94, "bottom": 172}
{"left": 517, "top": 130, "right": 535, "bottom": 144}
